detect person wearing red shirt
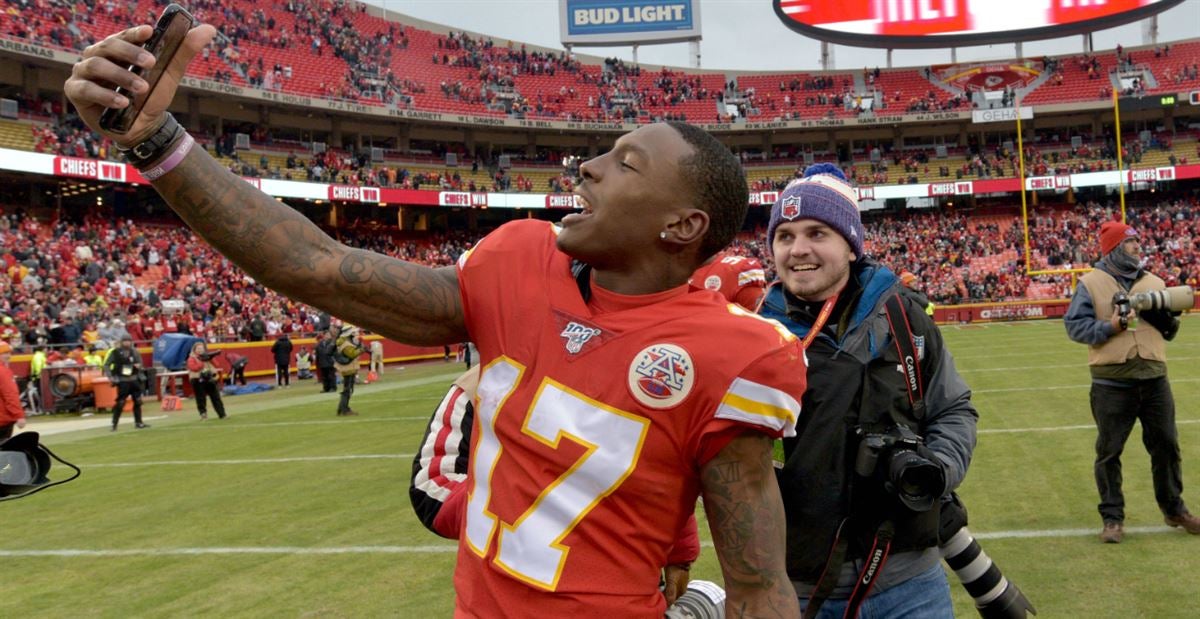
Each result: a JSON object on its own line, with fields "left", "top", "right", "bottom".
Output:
{"left": 0, "top": 342, "right": 28, "bottom": 440}
{"left": 687, "top": 251, "right": 767, "bottom": 310}
{"left": 67, "top": 33, "right": 801, "bottom": 615}
{"left": 412, "top": 255, "right": 769, "bottom": 606}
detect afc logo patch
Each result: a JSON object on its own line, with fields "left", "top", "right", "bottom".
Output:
{"left": 704, "top": 275, "right": 723, "bottom": 291}
{"left": 780, "top": 195, "right": 801, "bottom": 220}
{"left": 627, "top": 343, "right": 695, "bottom": 409}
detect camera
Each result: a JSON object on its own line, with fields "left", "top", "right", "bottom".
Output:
{"left": 854, "top": 425, "right": 944, "bottom": 512}
{"left": 1113, "top": 285, "right": 1194, "bottom": 329}
{"left": 664, "top": 580, "right": 725, "bottom": 619}
{"left": 0, "top": 432, "right": 81, "bottom": 502}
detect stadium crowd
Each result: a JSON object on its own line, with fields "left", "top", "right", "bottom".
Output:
{"left": 0, "top": 209, "right": 474, "bottom": 354}
{"left": 3, "top": 197, "right": 1195, "bottom": 354}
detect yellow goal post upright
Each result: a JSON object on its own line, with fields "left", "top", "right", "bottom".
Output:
{"left": 1015, "top": 91, "right": 1128, "bottom": 293}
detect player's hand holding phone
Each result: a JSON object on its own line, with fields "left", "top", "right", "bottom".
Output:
{"left": 64, "top": 4, "right": 216, "bottom": 147}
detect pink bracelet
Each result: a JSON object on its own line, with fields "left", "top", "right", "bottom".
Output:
{"left": 140, "top": 133, "right": 195, "bottom": 181}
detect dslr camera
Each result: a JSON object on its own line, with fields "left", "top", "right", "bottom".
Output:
{"left": 854, "top": 425, "right": 944, "bottom": 512}
{"left": 1113, "top": 285, "right": 1194, "bottom": 329}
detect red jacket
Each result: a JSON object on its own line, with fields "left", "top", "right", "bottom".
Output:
{"left": 0, "top": 363, "right": 25, "bottom": 425}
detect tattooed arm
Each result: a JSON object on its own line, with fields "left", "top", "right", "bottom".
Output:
{"left": 152, "top": 151, "right": 465, "bottom": 345}
{"left": 700, "top": 433, "right": 798, "bottom": 619}
{"left": 64, "top": 24, "right": 465, "bottom": 345}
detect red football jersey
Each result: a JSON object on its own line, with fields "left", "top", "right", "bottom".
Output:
{"left": 452, "top": 221, "right": 805, "bottom": 618}
{"left": 687, "top": 253, "right": 767, "bottom": 311}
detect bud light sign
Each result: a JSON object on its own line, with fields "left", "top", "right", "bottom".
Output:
{"left": 561, "top": 0, "right": 701, "bottom": 45}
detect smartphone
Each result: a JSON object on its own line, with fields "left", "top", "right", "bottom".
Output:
{"left": 99, "top": 4, "right": 195, "bottom": 134}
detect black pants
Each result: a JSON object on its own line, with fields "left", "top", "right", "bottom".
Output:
{"left": 191, "top": 379, "right": 227, "bottom": 419}
{"left": 276, "top": 363, "right": 290, "bottom": 386}
{"left": 112, "top": 381, "right": 144, "bottom": 427}
{"left": 320, "top": 366, "right": 337, "bottom": 392}
{"left": 231, "top": 365, "right": 246, "bottom": 386}
{"left": 1091, "top": 377, "right": 1186, "bottom": 523}
{"left": 338, "top": 374, "right": 355, "bottom": 414}
{"left": 0, "top": 423, "right": 14, "bottom": 440}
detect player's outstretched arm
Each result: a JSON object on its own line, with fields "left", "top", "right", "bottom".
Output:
{"left": 700, "top": 434, "right": 798, "bottom": 618}
{"left": 64, "top": 24, "right": 466, "bottom": 346}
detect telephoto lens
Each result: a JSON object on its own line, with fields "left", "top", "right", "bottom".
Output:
{"left": 664, "top": 580, "right": 725, "bottom": 619}
{"left": 1129, "top": 285, "right": 1195, "bottom": 312}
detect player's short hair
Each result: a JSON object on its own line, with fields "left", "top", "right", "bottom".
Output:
{"left": 666, "top": 122, "right": 748, "bottom": 261}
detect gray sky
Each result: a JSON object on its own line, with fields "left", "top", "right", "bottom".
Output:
{"left": 366, "top": 0, "right": 1200, "bottom": 72}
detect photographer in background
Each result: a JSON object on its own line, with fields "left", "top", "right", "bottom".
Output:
{"left": 759, "top": 166, "right": 982, "bottom": 617}
{"left": 104, "top": 335, "right": 148, "bottom": 431}
{"left": 333, "top": 326, "right": 365, "bottom": 417}
{"left": 1065, "top": 221, "right": 1198, "bottom": 543}
{"left": 187, "top": 341, "right": 226, "bottom": 421}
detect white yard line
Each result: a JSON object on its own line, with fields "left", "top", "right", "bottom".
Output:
{"left": 85, "top": 454, "right": 415, "bottom": 467}
{"left": 3, "top": 523, "right": 1187, "bottom": 558}
{"left": 980, "top": 419, "right": 1200, "bottom": 434}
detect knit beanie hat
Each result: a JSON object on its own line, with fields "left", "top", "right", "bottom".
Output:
{"left": 767, "top": 163, "right": 864, "bottom": 258}
{"left": 1099, "top": 220, "right": 1138, "bottom": 256}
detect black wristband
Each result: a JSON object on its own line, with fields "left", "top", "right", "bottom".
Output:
{"left": 117, "top": 113, "right": 183, "bottom": 167}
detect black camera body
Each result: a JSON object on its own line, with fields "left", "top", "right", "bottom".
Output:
{"left": 1112, "top": 291, "right": 1134, "bottom": 329}
{"left": 854, "top": 425, "right": 944, "bottom": 512}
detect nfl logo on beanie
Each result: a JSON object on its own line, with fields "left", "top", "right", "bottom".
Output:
{"left": 767, "top": 163, "right": 865, "bottom": 258}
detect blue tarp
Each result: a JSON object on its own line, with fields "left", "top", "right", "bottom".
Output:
{"left": 222, "top": 383, "right": 274, "bottom": 396}
{"left": 152, "top": 334, "right": 205, "bottom": 371}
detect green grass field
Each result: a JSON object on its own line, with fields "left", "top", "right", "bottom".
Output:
{"left": 3, "top": 317, "right": 1198, "bottom": 618}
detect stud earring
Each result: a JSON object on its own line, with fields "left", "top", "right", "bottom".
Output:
{"left": 660, "top": 232, "right": 667, "bottom": 239}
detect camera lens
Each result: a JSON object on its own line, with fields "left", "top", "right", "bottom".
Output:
{"left": 887, "top": 450, "right": 942, "bottom": 512}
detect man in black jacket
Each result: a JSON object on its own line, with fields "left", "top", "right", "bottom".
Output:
{"left": 270, "top": 333, "right": 294, "bottom": 388}
{"left": 103, "top": 335, "right": 148, "bottom": 431}
{"left": 314, "top": 331, "right": 337, "bottom": 393}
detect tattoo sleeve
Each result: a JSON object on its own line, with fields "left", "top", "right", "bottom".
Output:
{"left": 700, "top": 433, "right": 798, "bottom": 619}
{"left": 151, "top": 146, "right": 467, "bottom": 345}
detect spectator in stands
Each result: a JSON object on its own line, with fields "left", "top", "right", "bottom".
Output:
{"left": 1064, "top": 221, "right": 1199, "bottom": 543}
{"left": 103, "top": 335, "right": 148, "bottom": 431}
{"left": 0, "top": 342, "right": 28, "bottom": 440}
{"left": 270, "top": 332, "right": 293, "bottom": 388}
{"left": 187, "top": 341, "right": 227, "bottom": 421}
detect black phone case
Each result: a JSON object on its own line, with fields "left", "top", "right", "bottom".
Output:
{"left": 98, "top": 4, "right": 195, "bottom": 134}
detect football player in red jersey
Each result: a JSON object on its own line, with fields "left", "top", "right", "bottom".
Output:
{"left": 67, "top": 30, "right": 804, "bottom": 615}
{"left": 688, "top": 252, "right": 768, "bottom": 311}
{"left": 411, "top": 257, "right": 765, "bottom": 607}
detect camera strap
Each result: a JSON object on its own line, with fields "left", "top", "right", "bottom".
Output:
{"left": 804, "top": 518, "right": 895, "bottom": 619}
{"left": 842, "top": 521, "right": 895, "bottom": 618}
{"left": 805, "top": 292, "right": 926, "bottom": 617}
{"left": 883, "top": 294, "right": 925, "bottom": 418}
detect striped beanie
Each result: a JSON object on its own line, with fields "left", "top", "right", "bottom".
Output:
{"left": 767, "top": 163, "right": 864, "bottom": 258}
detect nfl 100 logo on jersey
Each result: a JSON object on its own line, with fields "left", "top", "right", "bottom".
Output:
{"left": 627, "top": 344, "right": 695, "bottom": 409}
{"left": 560, "top": 322, "right": 602, "bottom": 354}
